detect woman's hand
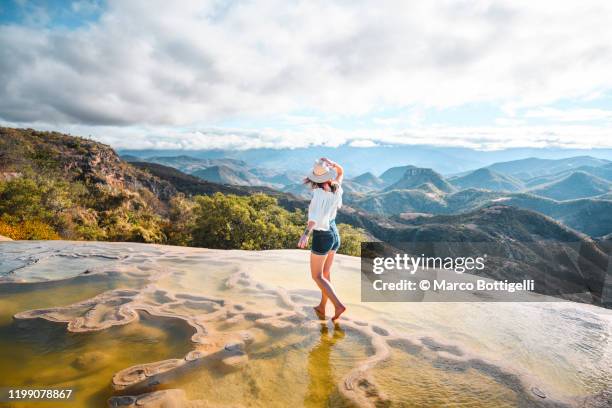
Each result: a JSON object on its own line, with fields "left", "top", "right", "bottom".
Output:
{"left": 320, "top": 157, "right": 343, "bottom": 183}
{"left": 320, "top": 157, "right": 336, "bottom": 167}
{"left": 297, "top": 233, "right": 309, "bottom": 248}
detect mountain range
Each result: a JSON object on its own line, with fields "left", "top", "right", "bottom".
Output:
{"left": 119, "top": 145, "right": 612, "bottom": 176}
{"left": 123, "top": 154, "right": 302, "bottom": 189}
{"left": 120, "top": 147, "right": 612, "bottom": 238}
{"left": 3, "top": 128, "right": 612, "bottom": 241}
{"left": 130, "top": 153, "right": 612, "bottom": 200}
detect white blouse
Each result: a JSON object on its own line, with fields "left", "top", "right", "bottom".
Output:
{"left": 308, "top": 186, "right": 343, "bottom": 231}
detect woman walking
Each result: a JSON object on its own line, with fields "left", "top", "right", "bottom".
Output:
{"left": 298, "top": 157, "right": 346, "bottom": 322}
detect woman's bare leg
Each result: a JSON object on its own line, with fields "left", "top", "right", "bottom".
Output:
{"left": 311, "top": 252, "right": 329, "bottom": 318}
{"left": 310, "top": 252, "right": 345, "bottom": 321}
{"left": 315, "top": 250, "right": 336, "bottom": 314}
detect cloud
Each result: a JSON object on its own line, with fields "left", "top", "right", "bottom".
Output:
{"left": 349, "top": 140, "right": 378, "bottom": 148}
{"left": 2, "top": 120, "right": 610, "bottom": 151}
{"left": 1, "top": 0, "right": 612, "bottom": 149}
{"left": 524, "top": 107, "right": 612, "bottom": 122}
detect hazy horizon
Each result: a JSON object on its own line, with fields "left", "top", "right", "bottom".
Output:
{"left": 117, "top": 143, "right": 612, "bottom": 175}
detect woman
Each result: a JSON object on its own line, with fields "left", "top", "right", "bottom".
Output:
{"left": 297, "top": 157, "right": 346, "bottom": 322}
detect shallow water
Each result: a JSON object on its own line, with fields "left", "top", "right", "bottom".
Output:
{"left": 0, "top": 241, "right": 610, "bottom": 407}
{"left": 0, "top": 313, "right": 193, "bottom": 407}
{"left": 169, "top": 326, "right": 368, "bottom": 407}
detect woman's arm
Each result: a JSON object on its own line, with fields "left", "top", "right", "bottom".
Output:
{"left": 320, "top": 158, "right": 344, "bottom": 184}
{"left": 297, "top": 220, "right": 316, "bottom": 248}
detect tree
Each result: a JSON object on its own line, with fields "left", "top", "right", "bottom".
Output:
{"left": 191, "top": 193, "right": 304, "bottom": 250}
{"left": 165, "top": 194, "right": 197, "bottom": 246}
{"left": 336, "top": 223, "right": 365, "bottom": 256}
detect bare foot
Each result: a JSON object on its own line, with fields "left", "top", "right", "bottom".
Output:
{"left": 331, "top": 305, "right": 346, "bottom": 323}
{"left": 313, "top": 305, "right": 326, "bottom": 319}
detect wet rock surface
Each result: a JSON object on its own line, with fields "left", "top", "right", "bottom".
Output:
{"left": 1, "top": 242, "right": 609, "bottom": 407}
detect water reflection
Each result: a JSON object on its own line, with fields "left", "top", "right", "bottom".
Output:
{"left": 304, "top": 324, "right": 346, "bottom": 407}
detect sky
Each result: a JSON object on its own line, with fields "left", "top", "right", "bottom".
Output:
{"left": 1, "top": 0, "right": 612, "bottom": 151}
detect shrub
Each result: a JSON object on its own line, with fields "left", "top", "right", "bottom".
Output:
{"left": 191, "top": 193, "right": 303, "bottom": 250}
{"left": 336, "top": 223, "right": 365, "bottom": 256}
{"left": 0, "top": 177, "right": 51, "bottom": 223}
{"left": 99, "top": 207, "right": 165, "bottom": 243}
{"left": 165, "top": 194, "right": 197, "bottom": 246}
{"left": 0, "top": 220, "right": 60, "bottom": 240}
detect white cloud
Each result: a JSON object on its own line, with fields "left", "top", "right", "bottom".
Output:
{"left": 3, "top": 120, "right": 610, "bottom": 151}
{"left": 1, "top": 0, "right": 612, "bottom": 148}
{"left": 349, "top": 140, "right": 378, "bottom": 148}
{"left": 524, "top": 107, "right": 612, "bottom": 122}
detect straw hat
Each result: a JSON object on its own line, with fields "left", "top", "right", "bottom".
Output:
{"left": 307, "top": 160, "right": 335, "bottom": 183}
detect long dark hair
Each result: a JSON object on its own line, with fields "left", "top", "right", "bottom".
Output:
{"left": 303, "top": 178, "right": 339, "bottom": 193}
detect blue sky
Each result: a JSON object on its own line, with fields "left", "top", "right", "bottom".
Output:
{"left": 0, "top": 0, "right": 103, "bottom": 28}
{"left": 1, "top": 0, "right": 612, "bottom": 150}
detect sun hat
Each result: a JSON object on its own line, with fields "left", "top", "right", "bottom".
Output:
{"left": 307, "top": 159, "right": 335, "bottom": 183}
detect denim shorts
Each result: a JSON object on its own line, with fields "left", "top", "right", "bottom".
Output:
{"left": 311, "top": 220, "right": 341, "bottom": 255}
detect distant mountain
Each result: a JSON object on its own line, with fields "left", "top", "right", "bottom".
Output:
{"left": 440, "top": 190, "right": 612, "bottom": 237}
{"left": 384, "top": 167, "right": 455, "bottom": 193}
{"left": 281, "top": 182, "right": 310, "bottom": 199}
{"left": 120, "top": 154, "right": 142, "bottom": 162}
{"left": 132, "top": 162, "right": 307, "bottom": 212}
{"left": 341, "top": 180, "right": 379, "bottom": 194}
{"left": 347, "top": 189, "right": 447, "bottom": 216}
{"left": 134, "top": 155, "right": 301, "bottom": 189}
{"left": 382, "top": 205, "right": 608, "bottom": 306}
{"left": 248, "top": 167, "right": 303, "bottom": 186}
{"left": 525, "top": 164, "right": 612, "bottom": 188}
{"left": 144, "top": 155, "right": 248, "bottom": 174}
{"left": 486, "top": 156, "right": 610, "bottom": 180}
{"left": 119, "top": 146, "right": 612, "bottom": 177}
{"left": 191, "top": 165, "right": 260, "bottom": 186}
{"left": 282, "top": 180, "right": 374, "bottom": 198}
{"left": 132, "top": 162, "right": 252, "bottom": 196}
{"left": 528, "top": 171, "right": 612, "bottom": 201}
{"left": 415, "top": 182, "right": 448, "bottom": 196}
{"left": 598, "top": 192, "right": 612, "bottom": 200}
{"left": 351, "top": 172, "right": 385, "bottom": 189}
{"left": 379, "top": 165, "right": 416, "bottom": 185}
{"left": 346, "top": 187, "right": 612, "bottom": 237}
{"left": 449, "top": 168, "right": 524, "bottom": 192}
